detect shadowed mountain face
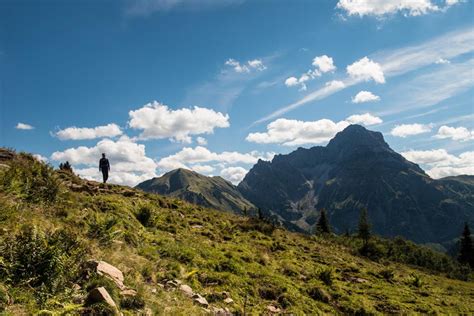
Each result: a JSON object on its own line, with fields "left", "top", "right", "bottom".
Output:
{"left": 238, "top": 125, "right": 474, "bottom": 244}
{"left": 136, "top": 168, "right": 255, "bottom": 214}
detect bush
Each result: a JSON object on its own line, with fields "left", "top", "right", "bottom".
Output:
{"left": 0, "top": 154, "right": 60, "bottom": 203}
{"left": 319, "top": 267, "right": 334, "bottom": 286}
{"left": 379, "top": 269, "right": 395, "bottom": 282}
{"left": 409, "top": 274, "right": 423, "bottom": 288}
{"left": 0, "top": 225, "right": 86, "bottom": 303}
{"left": 136, "top": 206, "right": 154, "bottom": 227}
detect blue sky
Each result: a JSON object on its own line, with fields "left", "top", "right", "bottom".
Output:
{"left": 1, "top": 0, "right": 473, "bottom": 186}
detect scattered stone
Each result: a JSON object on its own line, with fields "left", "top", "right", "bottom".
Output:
{"left": 191, "top": 225, "right": 203, "bottom": 229}
{"left": 86, "top": 287, "right": 117, "bottom": 309}
{"left": 121, "top": 289, "right": 137, "bottom": 297}
{"left": 72, "top": 283, "right": 81, "bottom": 291}
{"left": 157, "top": 283, "right": 165, "bottom": 288}
{"left": 86, "top": 260, "right": 125, "bottom": 289}
{"left": 348, "top": 277, "right": 368, "bottom": 283}
{"left": 212, "top": 307, "right": 232, "bottom": 315}
{"left": 151, "top": 288, "right": 158, "bottom": 294}
{"left": 224, "top": 297, "right": 234, "bottom": 304}
{"left": 166, "top": 280, "right": 179, "bottom": 289}
{"left": 266, "top": 305, "right": 281, "bottom": 313}
{"left": 179, "top": 284, "right": 194, "bottom": 297}
{"left": 192, "top": 294, "right": 209, "bottom": 307}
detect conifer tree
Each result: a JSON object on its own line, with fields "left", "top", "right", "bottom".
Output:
{"left": 458, "top": 222, "right": 473, "bottom": 268}
{"left": 316, "top": 208, "right": 331, "bottom": 234}
{"left": 358, "top": 208, "right": 371, "bottom": 245}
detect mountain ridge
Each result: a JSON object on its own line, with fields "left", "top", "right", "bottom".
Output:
{"left": 238, "top": 124, "right": 474, "bottom": 244}
{"left": 136, "top": 168, "right": 256, "bottom": 214}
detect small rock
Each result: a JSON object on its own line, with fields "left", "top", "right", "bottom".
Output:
{"left": 121, "top": 288, "right": 137, "bottom": 296}
{"left": 224, "top": 297, "right": 234, "bottom": 304}
{"left": 86, "top": 287, "right": 117, "bottom": 309}
{"left": 192, "top": 294, "right": 209, "bottom": 307}
{"left": 151, "top": 288, "right": 157, "bottom": 294}
{"left": 349, "top": 277, "right": 368, "bottom": 283}
{"left": 86, "top": 260, "right": 125, "bottom": 289}
{"left": 191, "top": 225, "right": 203, "bottom": 229}
{"left": 212, "top": 307, "right": 231, "bottom": 315}
{"left": 179, "top": 284, "right": 194, "bottom": 297}
{"left": 267, "top": 305, "right": 281, "bottom": 313}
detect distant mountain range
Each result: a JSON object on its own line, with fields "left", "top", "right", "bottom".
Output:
{"left": 137, "top": 125, "right": 474, "bottom": 245}
{"left": 136, "top": 168, "right": 255, "bottom": 215}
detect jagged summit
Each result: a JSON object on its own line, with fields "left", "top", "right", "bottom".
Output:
{"left": 327, "top": 124, "right": 390, "bottom": 152}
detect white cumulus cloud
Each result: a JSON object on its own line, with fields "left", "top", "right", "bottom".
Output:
{"left": 50, "top": 136, "right": 157, "bottom": 186}
{"left": 401, "top": 149, "right": 474, "bottom": 178}
{"left": 246, "top": 113, "right": 382, "bottom": 146}
{"left": 128, "top": 101, "right": 230, "bottom": 142}
{"left": 337, "top": 0, "right": 439, "bottom": 17}
{"left": 312, "top": 55, "right": 336, "bottom": 73}
{"left": 390, "top": 123, "right": 432, "bottom": 137}
{"left": 156, "top": 146, "right": 273, "bottom": 183}
{"left": 347, "top": 57, "right": 385, "bottom": 83}
{"left": 225, "top": 58, "right": 266, "bottom": 73}
{"left": 435, "top": 125, "right": 474, "bottom": 141}
{"left": 352, "top": 90, "right": 380, "bottom": 103}
{"left": 220, "top": 166, "right": 248, "bottom": 184}
{"left": 16, "top": 122, "right": 34, "bottom": 130}
{"left": 54, "top": 123, "right": 123, "bottom": 140}
{"left": 196, "top": 137, "right": 208, "bottom": 145}
{"left": 346, "top": 113, "right": 383, "bottom": 125}
{"left": 285, "top": 55, "right": 336, "bottom": 91}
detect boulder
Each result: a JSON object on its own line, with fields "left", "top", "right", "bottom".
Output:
{"left": 192, "top": 294, "right": 209, "bottom": 307}
{"left": 266, "top": 305, "right": 281, "bottom": 313}
{"left": 86, "top": 260, "right": 125, "bottom": 289}
{"left": 179, "top": 284, "right": 194, "bottom": 297}
{"left": 87, "top": 287, "right": 117, "bottom": 309}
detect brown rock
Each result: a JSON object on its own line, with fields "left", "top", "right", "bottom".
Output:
{"left": 87, "top": 260, "right": 125, "bottom": 289}
{"left": 179, "top": 284, "right": 193, "bottom": 297}
{"left": 192, "top": 294, "right": 209, "bottom": 307}
{"left": 87, "top": 287, "right": 117, "bottom": 309}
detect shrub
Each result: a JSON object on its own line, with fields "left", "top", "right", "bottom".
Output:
{"left": 0, "top": 154, "right": 60, "bottom": 203}
{"left": 409, "top": 274, "right": 423, "bottom": 288}
{"left": 120, "top": 292, "right": 146, "bottom": 310}
{"left": 319, "top": 267, "right": 334, "bottom": 286}
{"left": 136, "top": 206, "right": 154, "bottom": 227}
{"left": 379, "top": 269, "right": 395, "bottom": 282}
{"left": 0, "top": 225, "right": 86, "bottom": 302}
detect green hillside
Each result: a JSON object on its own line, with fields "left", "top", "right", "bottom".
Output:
{"left": 136, "top": 168, "right": 255, "bottom": 215}
{"left": 0, "top": 149, "right": 473, "bottom": 315}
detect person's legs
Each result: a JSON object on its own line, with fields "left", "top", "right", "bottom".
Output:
{"left": 102, "top": 170, "right": 108, "bottom": 183}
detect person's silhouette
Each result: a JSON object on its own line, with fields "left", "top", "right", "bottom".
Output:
{"left": 99, "top": 153, "right": 110, "bottom": 184}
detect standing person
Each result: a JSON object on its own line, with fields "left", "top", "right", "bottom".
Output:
{"left": 99, "top": 153, "right": 110, "bottom": 183}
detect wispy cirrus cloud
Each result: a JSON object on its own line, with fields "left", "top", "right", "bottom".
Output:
{"left": 125, "top": 0, "right": 245, "bottom": 17}
{"left": 254, "top": 27, "right": 474, "bottom": 125}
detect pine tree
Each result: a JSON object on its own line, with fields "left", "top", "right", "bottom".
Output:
{"left": 59, "top": 161, "right": 73, "bottom": 173}
{"left": 458, "top": 222, "right": 473, "bottom": 268}
{"left": 316, "top": 208, "right": 331, "bottom": 234}
{"left": 358, "top": 208, "right": 371, "bottom": 245}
